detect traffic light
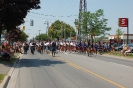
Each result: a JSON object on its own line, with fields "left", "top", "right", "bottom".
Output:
{"left": 30, "top": 20, "right": 34, "bottom": 26}
{"left": 22, "top": 26, "right": 25, "bottom": 31}
{"left": 50, "top": 26, "right": 52, "bottom": 30}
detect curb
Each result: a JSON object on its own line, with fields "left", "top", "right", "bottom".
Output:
{"left": 0, "top": 53, "right": 21, "bottom": 88}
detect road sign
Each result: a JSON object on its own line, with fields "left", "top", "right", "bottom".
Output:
{"left": 119, "top": 18, "right": 128, "bottom": 27}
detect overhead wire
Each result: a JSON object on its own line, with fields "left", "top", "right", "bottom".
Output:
{"left": 54, "top": 0, "right": 67, "bottom": 16}
{"left": 61, "top": 0, "right": 77, "bottom": 16}
{"left": 63, "top": 0, "right": 79, "bottom": 16}
{"left": 53, "top": 0, "right": 64, "bottom": 14}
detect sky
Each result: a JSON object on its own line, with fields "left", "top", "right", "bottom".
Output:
{"left": 20, "top": 0, "right": 133, "bottom": 40}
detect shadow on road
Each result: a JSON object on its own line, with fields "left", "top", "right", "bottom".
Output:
{"left": 19, "top": 58, "right": 66, "bottom": 68}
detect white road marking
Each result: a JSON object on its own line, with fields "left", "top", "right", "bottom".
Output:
{"left": 110, "top": 62, "right": 132, "bottom": 68}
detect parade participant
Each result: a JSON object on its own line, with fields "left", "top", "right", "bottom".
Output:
{"left": 63, "top": 41, "right": 66, "bottom": 52}
{"left": 39, "top": 41, "right": 44, "bottom": 53}
{"left": 87, "top": 40, "right": 92, "bottom": 56}
{"left": 97, "top": 42, "right": 102, "bottom": 55}
{"left": 66, "top": 41, "right": 69, "bottom": 51}
{"left": 56, "top": 40, "right": 59, "bottom": 53}
{"left": 29, "top": 41, "right": 35, "bottom": 54}
{"left": 59, "top": 40, "right": 63, "bottom": 52}
{"left": 83, "top": 41, "right": 87, "bottom": 53}
{"left": 51, "top": 40, "right": 56, "bottom": 57}
{"left": 45, "top": 41, "right": 50, "bottom": 54}
{"left": 70, "top": 41, "right": 73, "bottom": 52}
{"left": 23, "top": 41, "right": 29, "bottom": 54}
{"left": 81, "top": 41, "right": 85, "bottom": 53}
{"left": 93, "top": 42, "right": 98, "bottom": 54}
{"left": 77, "top": 41, "right": 82, "bottom": 53}
{"left": 73, "top": 41, "right": 76, "bottom": 52}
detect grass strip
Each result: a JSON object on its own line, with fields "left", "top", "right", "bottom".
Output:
{"left": 104, "top": 51, "right": 133, "bottom": 59}
{"left": 0, "top": 74, "right": 6, "bottom": 83}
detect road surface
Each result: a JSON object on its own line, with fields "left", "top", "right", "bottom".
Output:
{"left": 7, "top": 51, "right": 133, "bottom": 88}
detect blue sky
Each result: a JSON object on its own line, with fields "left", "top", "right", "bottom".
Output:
{"left": 21, "top": 0, "right": 133, "bottom": 40}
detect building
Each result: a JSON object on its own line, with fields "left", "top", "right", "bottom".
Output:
{"left": 109, "top": 34, "right": 133, "bottom": 44}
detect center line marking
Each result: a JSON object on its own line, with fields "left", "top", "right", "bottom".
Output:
{"left": 56, "top": 57, "right": 125, "bottom": 88}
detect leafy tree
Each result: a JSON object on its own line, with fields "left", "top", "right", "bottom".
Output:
{"left": 77, "top": 9, "right": 111, "bottom": 41}
{"left": 4, "top": 27, "right": 22, "bottom": 43}
{"left": 116, "top": 28, "right": 124, "bottom": 42}
{"left": 20, "top": 31, "right": 28, "bottom": 42}
{"left": 0, "top": 0, "right": 41, "bottom": 44}
{"left": 48, "top": 20, "right": 76, "bottom": 40}
{"left": 96, "top": 36, "right": 108, "bottom": 42}
{"left": 35, "top": 33, "right": 50, "bottom": 41}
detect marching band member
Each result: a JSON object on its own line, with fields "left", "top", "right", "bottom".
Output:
{"left": 70, "top": 41, "right": 73, "bottom": 52}
{"left": 63, "top": 41, "right": 66, "bottom": 52}
{"left": 59, "top": 40, "right": 63, "bottom": 53}
{"left": 73, "top": 41, "right": 76, "bottom": 52}
{"left": 66, "top": 41, "right": 69, "bottom": 52}
{"left": 44, "top": 41, "right": 50, "bottom": 53}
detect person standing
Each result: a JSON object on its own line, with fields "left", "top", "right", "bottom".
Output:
{"left": 51, "top": 40, "right": 56, "bottom": 57}
{"left": 29, "top": 41, "right": 35, "bottom": 54}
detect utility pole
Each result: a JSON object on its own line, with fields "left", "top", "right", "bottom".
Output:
{"left": 64, "top": 25, "right": 65, "bottom": 41}
{"left": 79, "top": 0, "right": 87, "bottom": 40}
{"left": 70, "top": 32, "right": 72, "bottom": 41}
{"left": 44, "top": 20, "right": 49, "bottom": 36}
{"left": 46, "top": 20, "right": 49, "bottom": 35}
{"left": 38, "top": 30, "right": 41, "bottom": 42}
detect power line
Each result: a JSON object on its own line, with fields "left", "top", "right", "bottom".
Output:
{"left": 54, "top": 0, "right": 67, "bottom": 15}
{"left": 62, "top": 0, "right": 77, "bottom": 16}
{"left": 63, "top": 0, "right": 79, "bottom": 16}
{"left": 29, "top": 12, "right": 78, "bottom": 17}
{"left": 53, "top": 0, "right": 64, "bottom": 14}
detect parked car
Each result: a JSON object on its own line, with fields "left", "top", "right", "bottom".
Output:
{"left": 127, "top": 44, "right": 133, "bottom": 53}
{"left": 114, "top": 44, "right": 123, "bottom": 51}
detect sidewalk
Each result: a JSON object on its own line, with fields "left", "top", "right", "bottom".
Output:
{"left": 0, "top": 53, "right": 21, "bottom": 88}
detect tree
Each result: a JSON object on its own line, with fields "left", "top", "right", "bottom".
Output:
{"left": 35, "top": 33, "right": 50, "bottom": 41}
{"left": 78, "top": 9, "right": 111, "bottom": 41}
{"left": 0, "top": 0, "right": 41, "bottom": 44}
{"left": 48, "top": 20, "right": 76, "bottom": 40}
{"left": 116, "top": 28, "right": 123, "bottom": 42}
{"left": 4, "top": 27, "right": 22, "bottom": 43}
{"left": 20, "top": 31, "right": 28, "bottom": 42}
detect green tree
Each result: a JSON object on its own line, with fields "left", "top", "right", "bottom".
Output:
{"left": 78, "top": 9, "right": 111, "bottom": 41}
{"left": 0, "top": 0, "right": 41, "bottom": 44}
{"left": 48, "top": 20, "right": 76, "bottom": 40}
{"left": 4, "top": 27, "right": 27, "bottom": 43}
{"left": 35, "top": 33, "right": 50, "bottom": 41}
{"left": 116, "top": 28, "right": 123, "bottom": 42}
{"left": 19, "top": 31, "right": 28, "bottom": 42}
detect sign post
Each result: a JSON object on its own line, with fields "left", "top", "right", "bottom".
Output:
{"left": 119, "top": 18, "right": 129, "bottom": 44}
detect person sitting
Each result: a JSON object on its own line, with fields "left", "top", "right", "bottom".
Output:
{"left": 121, "top": 45, "right": 131, "bottom": 56}
{"left": 0, "top": 45, "right": 14, "bottom": 61}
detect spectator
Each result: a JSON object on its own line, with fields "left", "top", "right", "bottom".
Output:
{"left": 121, "top": 45, "right": 131, "bottom": 56}
{"left": 1, "top": 45, "right": 14, "bottom": 61}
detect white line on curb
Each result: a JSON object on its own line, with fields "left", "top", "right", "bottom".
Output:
{"left": 6, "top": 54, "right": 22, "bottom": 88}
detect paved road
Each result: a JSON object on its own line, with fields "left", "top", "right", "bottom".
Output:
{"left": 7, "top": 51, "right": 133, "bottom": 88}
